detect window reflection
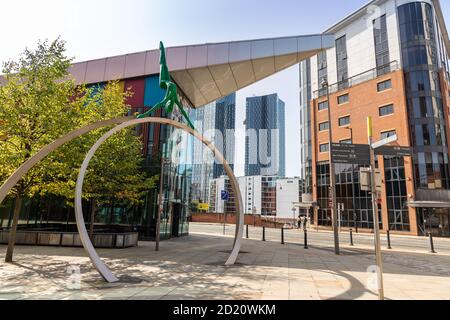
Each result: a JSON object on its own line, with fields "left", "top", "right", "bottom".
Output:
{"left": 399, "top": 2, "right": 450, "bottom": 190}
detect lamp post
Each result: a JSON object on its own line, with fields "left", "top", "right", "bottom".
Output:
{"left": 367, "top": 117, "right": 385, "bottom": 300}
{"left": 344, "top": 126, "right": 358, "bottom": 233}
{"left": 321, "top": 78, "right": 340, "bottom": 255}
{"left": 344, "top": 126, "right": 353, "bottom": 143}
{"left": 156, "top": 143, "right": 168, "bottom": 252}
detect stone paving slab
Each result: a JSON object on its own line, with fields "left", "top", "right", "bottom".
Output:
{"left": 0, "top": 232, "right": 449, "bottom": 300}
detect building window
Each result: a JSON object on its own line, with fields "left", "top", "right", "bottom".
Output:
{"left": 319, "top": 122, "right": 329, "bottom": 131}
{"left": 399, "top": 2, "right": 450, "bottom": 190}
{"left": 379, "top": 104, "right": 394, "bottom": 117}
{"left": 316, "top": 162, "right": 382, "bottom": 229}
{"left": 336, "top": 35, "right": 349, "bottom": 90}
{"left": 318, "top": 101, "right": 329, "bottom": 111}
{"left": 381, "top": 130, "right": 397, "bottom": 139}
{"left": 340, "top": 139, "right": 352, "bottom": 144}
{"left": 317, "top": 51, "right": 328, "bottom": 97}
{"left": 384, "top": 157, "right": 410, "bottom": 231}
{"left": 338, "top": 94, "right": 349, "bottom": 104}
{"left": 377, "top": 79, "right": 392, "bottom": 92}
{"left": 373, "top": 14, "right": 391, "bottom": 76}
{"left": 339, "top": 116, "right": 351, "bottom": 127}
{"left": 320, "top": 143, "right": 330, "bottom": 153}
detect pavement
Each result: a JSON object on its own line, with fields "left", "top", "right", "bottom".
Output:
{"left": 192, "top": 223, "right": 450, "bottom": 255}
{"left": 0, "top": 223, "right": 449, "bottom": 300}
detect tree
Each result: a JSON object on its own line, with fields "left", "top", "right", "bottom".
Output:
{"left": 40, "top": 80, "right": 158, "bottom": 238}
{"left": 0, "top": 38, "right": 156, "bottom": 262}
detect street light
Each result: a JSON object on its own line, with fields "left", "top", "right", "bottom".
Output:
{"left": 156, "top": 142, "right": 169, "bottom": 252}
{"left": 344, "top": 126, "right": 353, "bottom": 143}
{"left": 321, "top": 78, "right": 340, "bottom": 255}
{"left": 344, "top": 126, "right": 358, "bottom": 232}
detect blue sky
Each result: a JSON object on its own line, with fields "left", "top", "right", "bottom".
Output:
{"left": 1, "top": 0, "right": 449, "bottom": 177}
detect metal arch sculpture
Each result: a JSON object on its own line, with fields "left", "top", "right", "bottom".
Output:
{"left": 0, "top": 117, "right": 244, "bottom": 283}
{"left": 74, "top": 117, "right": 244, "bottom": 282}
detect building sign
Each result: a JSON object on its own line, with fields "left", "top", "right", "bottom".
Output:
{"left": 198, "top": 203, "right": 210, "bottom": 211}
{"left": 331, "top": 143, "right": 370, "bottom": 165}
{"left": 359, "top": 168, "right": 382, "bottom": 192}
{"left": 331, "top": 143, "right": 412, "bottom": 165}
{"left": 221, "top": 190, "right": 229, "bottom": 201}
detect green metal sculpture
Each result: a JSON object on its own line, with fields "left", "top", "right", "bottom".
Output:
{"left": 138, "top": 42, "right": 195, "bottom": 130}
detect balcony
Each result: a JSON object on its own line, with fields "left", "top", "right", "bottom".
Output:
{"left": 313, "top": 61, "right": 400, "bottom": 99}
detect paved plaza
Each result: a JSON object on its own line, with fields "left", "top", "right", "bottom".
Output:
{"left": 0, "top": 225, "right": 449, "bottom": 300}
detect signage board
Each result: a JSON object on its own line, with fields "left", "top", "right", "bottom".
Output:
{"left": 221, "top": 190, "right": 230, "bottom": 201}
{"left": 371, "top": 134, "right": 398, "bottom": 149}
{"left": 360, "top": 168, "right": 382, "bottom": 192}
{"left": 374, "top": 146, "right": 413, "bottom": 157}
{"left": 198, "top": 203, "right": 210, "bottom": 211}
{"left": 331, "top": 143, "right": 370, "bottom": 165}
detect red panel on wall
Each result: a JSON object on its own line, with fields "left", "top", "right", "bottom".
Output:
{"left": 124, "top": 78, "right": 145, "bottom": 108}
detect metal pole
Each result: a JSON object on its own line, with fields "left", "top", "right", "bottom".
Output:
{"left": 429, "top": 232, "right": 436, "bottom": 254}
{"left": 262, "top": 226, "right": 266, "bottom": 242}
{"left": 338, "top": 203, "right": 342, "bottom": 234}
{"left": 386, "top": 230, "right": 392, "bottom": 250}
{"left": 350, "top": 229, "right": 354, "bottom": 246}
{"left": 367, "top": 117, "right": 385, "bottom": 300}
{"left": 155, "top": 144, "right": 166, "bottom": 252}
{"left": 304, "top": 229, "right": 308, "bottom": 249}
{"left": 246, "top": 224, "right": 249, "bottom": 239}
{"left": 281, "top": 228, "right": 285, "bottom": 245}
{"left": 322, "top": 79, "right": 340, "bottom": 255}
{"left": 223, "top": 199, "right": 226, "bottom": 236}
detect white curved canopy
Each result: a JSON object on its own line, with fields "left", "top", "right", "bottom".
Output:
{"left": 68, "top": 34, "right": 334, "bottom": 108}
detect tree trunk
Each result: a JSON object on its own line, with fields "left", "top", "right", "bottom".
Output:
{"left": 89, "top": 200, "right": 97, "bottom": 239}
{"left": 5, "top": 195, "right": 22, "bottom": 263}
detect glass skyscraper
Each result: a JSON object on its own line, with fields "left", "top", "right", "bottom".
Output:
{"left": 245, "top": 93, "right": 286, "bottom": 178}
{"left": 191, "top": 93, "right": 236, "bottom": 202}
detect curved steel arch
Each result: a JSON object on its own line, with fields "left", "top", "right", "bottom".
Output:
{"left": 0, "top": 117, "right": 244, "bottom": 283}
{"left": 75, "top": 118, "right": 244, "bottom": 282}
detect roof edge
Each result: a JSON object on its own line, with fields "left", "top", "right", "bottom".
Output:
{"left": 323, "top": 0, "right": 450, "bottom": 54}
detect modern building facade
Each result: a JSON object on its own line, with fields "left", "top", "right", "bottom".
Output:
{"left": 239, "top": 176, "right": 278, "bottom": 216}
{"left": 210, "top": 175, "right": 302, "bottom": 218}
{"left": 300, "top": 0, "right": 450, "bottom": 236}
{"left": 191, "top": 94, "right": 236, "bottom": 203}
{"left": 208, "top": 176, "right": 237, "bottom": 215}
{"left": 276, "top": 178, "right": 302, "bottom": 219}
{"left": 245, "top": 94, "right": 286, "bottom": 177}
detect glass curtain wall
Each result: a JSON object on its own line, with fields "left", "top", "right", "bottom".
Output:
{"left": 398, "top": 2, "right": 450, "bottom": 190}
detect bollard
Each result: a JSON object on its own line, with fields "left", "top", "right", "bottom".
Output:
{"left": 246, "top": 224, "right": 249, "bottom": 239}
{"left": 262, "top": 226, "right": 266, "bottom": 242}
{"left": 304, "top": 229, "right": 308, "bottom": 249}
{"left": 386, "top": 230, "right": 392, "bottom": 250}
{"left": 281, "top": 228, "right": 285, "bottom": 245}
{"left": 429, "top": 232, "right": 436, "bottom": 254}
{"left": 350, "top": 229, "right": 354, "bottom": 246}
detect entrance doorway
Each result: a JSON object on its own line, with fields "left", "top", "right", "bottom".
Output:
{"left": 171, "top": 203, "right": 182, "bottom": 237}
{"left": 417, "top": 208, "right": 450, "bottom": 237}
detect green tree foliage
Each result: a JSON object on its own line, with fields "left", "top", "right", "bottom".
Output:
{"left": 0, "top": 38, "right": 157, "bottom": 261}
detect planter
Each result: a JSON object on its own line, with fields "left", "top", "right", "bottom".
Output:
{"left": 0, "top": 230, "right": 138, "bottom": 248}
